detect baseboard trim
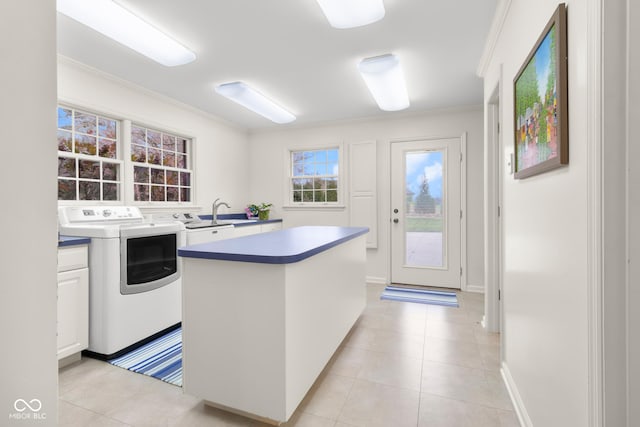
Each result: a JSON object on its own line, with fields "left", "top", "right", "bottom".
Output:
{"left": 82, "top": 322, "right": 181, "bottom": 361}
{"left": 366, "top": 276, "right": 387, "bottom": 285}
{"left": 501, "top": 361, "right": 533, "bottom": 427}
{"left": 465, "top": 283, "right": 485, "bottom": 293}
{"left": 58, "top": 352, "right": 82, "bottom": 369}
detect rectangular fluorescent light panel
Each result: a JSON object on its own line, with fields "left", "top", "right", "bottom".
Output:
{"left": 316, "top": 0, "right": 385, "bottom": 29}
{"left": 358, "top": 54, "right": 410, "bottom": 111}
{"left": 215, "top": 82, "right": 296, "bottom": 124}
{"left": 57, "top": 0, "right": 196, "bottom": 66}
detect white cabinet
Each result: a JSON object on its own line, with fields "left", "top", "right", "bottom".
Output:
{"left": 349, "top": 140, "right": 378, "bottom": 248}
{"left": 57, "top": 245, "right": 89, "bottom": 360}
{"left": 186, "top": 222, "right": 284, "bottom": 245}
{"left": 187, "top": 226, "right": 235, "bottom": 245}
{"left": 232, "top": 225, "right": 262, "bottom": 238}
{"left": 181, "top": 229, "right": 366, "bottom": 423}
{"left": 234, "top": 222, "right": 283, "bottom": 237}
{"left": 260, "top": 222, "right": 282, "bottom": 233}
{"left": 57, "top": 269, "right": 88, "bottom": 359}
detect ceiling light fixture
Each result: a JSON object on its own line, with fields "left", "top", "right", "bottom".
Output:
{"left": 316, "top": 0, "right": 385, "bottom": 29}
{"left": 358, "top": 54, "right": 410, "bottom": 111}
{"left": 57, "top": 0, "right": 196, "bottom": 67}
{"left": 215, "top": 82, "right": 296, "bottom": 124}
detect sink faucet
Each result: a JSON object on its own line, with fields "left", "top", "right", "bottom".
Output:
{"left": 212, "top": 198, "right": 230, "bottom": 223}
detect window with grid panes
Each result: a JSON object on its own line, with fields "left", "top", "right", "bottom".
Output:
{"left": 131, "top": 124, "right": 192, "bottom": 202}
{"left": 57, "top": 106, "right": 122, "bottom": 201}
{"left": 290, "top": 148, "right": 339, "bottom": 204}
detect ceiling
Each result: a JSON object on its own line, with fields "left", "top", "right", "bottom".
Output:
{"left": 56, "top": 0, "right": 497, "bottom": 131}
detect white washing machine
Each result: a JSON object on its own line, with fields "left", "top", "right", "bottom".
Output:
{"left": 58, "top": 206, "right": 185, "bottom": 359}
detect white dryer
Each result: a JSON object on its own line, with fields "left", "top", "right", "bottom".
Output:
{"left": 58, "top": 206, "right": 184, "bottom": 359}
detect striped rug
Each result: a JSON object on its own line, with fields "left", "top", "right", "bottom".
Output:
{"left": 381, "top": 286, "right": 459, "bottom": 307}
{"left": 109, "top": 327, "right": 182, "bottom": 387}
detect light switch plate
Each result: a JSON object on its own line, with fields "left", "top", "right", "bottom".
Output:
{"left": 507, "top": 153, "right": 514, "bottom": 175}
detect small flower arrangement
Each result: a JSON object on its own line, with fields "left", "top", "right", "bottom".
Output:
{"left": 246, "top": 202, "right": 273, "bottom": 220}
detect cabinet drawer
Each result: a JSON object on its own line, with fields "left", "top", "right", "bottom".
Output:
{"left": 233, "top": 226, "right": 261, "bottom": 237}
{"left": 261, "top": 222, "right": 282, "bottom": 233}
{"left": 187, "top": 227, "right": 235, "bottom": 245}
{"left": 57, "top": 245, "right": 88, "bottom": 272}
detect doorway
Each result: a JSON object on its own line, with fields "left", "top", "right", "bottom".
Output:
{"left": 485, "top": 83, "right": 502, "bottom": 333}
{"left": 390, "top": 138, "right": 462, "bottom": 288}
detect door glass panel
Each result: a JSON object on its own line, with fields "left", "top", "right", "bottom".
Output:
{"left": 126, "top": 234, "right": 177, "bottom": 285}
{"left": 404, "top": 150, "right": 444, "bottom": 268}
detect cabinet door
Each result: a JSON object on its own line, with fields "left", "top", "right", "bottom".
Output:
{"left": 57, "top": 268, "right": 89, "bottom": 359}
{"left": 187, "top": 227, "right": 235, "bottom": 245}
{"left": 233, "top": 225, "right": 262, "bottom": 238}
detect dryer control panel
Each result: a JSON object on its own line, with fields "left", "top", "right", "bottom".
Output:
{"left": 59, "top": 206, "right": 144, "bottom": 225}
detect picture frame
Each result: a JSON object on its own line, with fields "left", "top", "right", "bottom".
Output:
{"left": 513, "top": 3, "right": 568, "bottom": 179}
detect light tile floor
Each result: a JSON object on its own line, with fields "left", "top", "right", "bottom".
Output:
{"left": 58, "top": 284, "right": 519, "bottom": 427}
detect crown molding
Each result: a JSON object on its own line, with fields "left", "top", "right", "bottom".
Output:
{"left": 249, "top": 104, "right": 483, "bottom": 136}
{"left": 476, "top": 0, "right": 512, "bottom": 78}
{"left": 57, "top": 54, "right": 248, "bottom": 134}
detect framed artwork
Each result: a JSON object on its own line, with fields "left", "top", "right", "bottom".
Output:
{"left": 513, "top": 3, "right": 568, "bottom": 179}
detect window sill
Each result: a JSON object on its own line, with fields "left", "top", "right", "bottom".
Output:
{"left": 282, "top": 204, "right": 346, "bottom": 211}
{"left": 137, "top": 204, "right": 200, "bottom": 214}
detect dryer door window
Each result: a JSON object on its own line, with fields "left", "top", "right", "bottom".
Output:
{"left": 121, "top": 233, "right": 179, "bottom": 294}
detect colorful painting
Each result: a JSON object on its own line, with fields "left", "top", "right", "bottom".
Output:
{"left": 513, "top": 4, "right": 567, "bottom": 179}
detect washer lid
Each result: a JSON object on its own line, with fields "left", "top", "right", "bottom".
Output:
{"left": 58, "top": 223, "right": 121, "bottom": 238}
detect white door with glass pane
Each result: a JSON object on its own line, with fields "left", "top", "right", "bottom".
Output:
{"left": 391, "top": 138, "right": 461, "bottom": 288}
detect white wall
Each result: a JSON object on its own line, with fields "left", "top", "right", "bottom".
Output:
{"left": 482, "top": 1, "right": 590, "bottom": 425}
{"left": 57, "top": 57, "right": 251, "bottom": 215}
{"left": 627, "top": 0, "right": 639, "bottom": 423}
{"left": 601, "top": 0, "right": 629, "bottom": 424}
{"left": 0, "top": 1, "right": 59, "bottom": 425}
{"left": 248, "top": 108, "right": 484, "bottom": 288}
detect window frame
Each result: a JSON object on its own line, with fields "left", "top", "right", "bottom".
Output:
{"left": 123, "top": 120, "right": 196, "bottom": 206}
{"left": 56, "top": 103, "right": 197, "bottom": 208}
{"left": 282, "top": 143, "right": 345, "bottom": 210}
{"left": 56, "top": 104, "right": 124, "bottom": 205}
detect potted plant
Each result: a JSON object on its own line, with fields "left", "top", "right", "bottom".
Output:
{"left": 246, "top": 202, "right": 273, "bottom": 220}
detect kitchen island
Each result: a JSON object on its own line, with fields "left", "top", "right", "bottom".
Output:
{"left": 178, "top": 226, "right": 368, "bottom": 424}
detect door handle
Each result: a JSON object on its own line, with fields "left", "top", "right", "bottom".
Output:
{"left": 393, "top": 218, "right": 399, "bottom": 223}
